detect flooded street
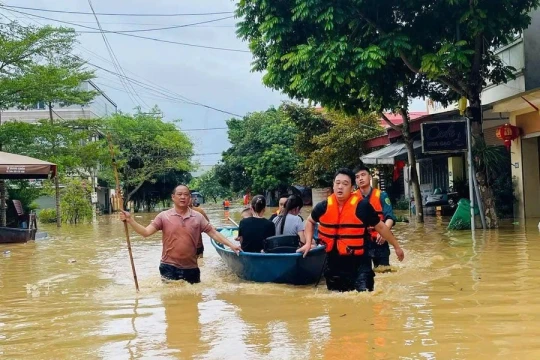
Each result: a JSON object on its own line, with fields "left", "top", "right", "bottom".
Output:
{"left": 2, "top": 204, "right": 540, "bottom": 359}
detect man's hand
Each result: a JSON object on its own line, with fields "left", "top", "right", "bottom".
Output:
{"left": 296, "top": 243, "right": 311, "bottom": 258}
{"left": 119, "top": 210, "right": 131, "bottom": 223}
{"left": 395, "top": 247, "right": 405, "bottom": 261}
{"left": 376, "top": 233, "right": 387, "bottom": 245}
{"left": 229, "top": 242, "right": 242, "bottom": 255}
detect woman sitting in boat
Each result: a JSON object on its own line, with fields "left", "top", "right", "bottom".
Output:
{"left": 237, "top": 195, "right": 275, "bottom": 252}
{"left": 272, "top": 195, "right": 306, "bottom": 245}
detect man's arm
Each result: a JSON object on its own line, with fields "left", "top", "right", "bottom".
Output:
{"left": 374, "top": 222, "right": 404, "bottom": 261}
{"left": 120, "top": 210, "right": 158, "bottom": 237}
{"left": 380, "top": 192, "right": 396, "bottom": 229}
{"left": 206, "top": 228, "right": 242, "bottom": 254}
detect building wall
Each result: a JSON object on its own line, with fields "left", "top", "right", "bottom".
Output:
{"left": 510, "top": 109, "right": 540, "bottom": 219}
{"left": 524, "top": 9, "right": 540, "bottom": 91}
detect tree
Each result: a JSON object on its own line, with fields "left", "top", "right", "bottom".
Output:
{"left": 236, "top": 1, "right": 539, "bottom": 226}
{"left": 0, "top": 21, "right": 79, "bottom": 226}
{"left": 190, "top": 168, "right": 231, "bottom": 203}
{"left": 217, "top": 108, "right": 300, "bottom": 195}
{"left": 282, "top": 103, "right": 384, "bottom": 187}
{"left": 236, "top": 1, "right": 429, "bottom": 221}
{"left": 102, "top": 109, "right": 194, "bottom": 206}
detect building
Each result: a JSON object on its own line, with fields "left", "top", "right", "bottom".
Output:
{"left": 2, "top": 80, "right": 117, "bottom": 123}
{"left": 1, "top": 80, "right": 118, "bottom": 214}
{"left": 361, "top": 8, "right": 540, "bottom": 220}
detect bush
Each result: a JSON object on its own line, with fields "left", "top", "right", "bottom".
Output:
{"left": 394, "top": 197, "right": 410, "bottom": 210}
{"left": 61, "top": 179, "right": 93, "bottom": 224}
{"left": 38, "top": 208, "right": 57, "bottom": 223}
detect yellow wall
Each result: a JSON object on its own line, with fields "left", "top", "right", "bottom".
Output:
{"left": 522, "top": 137, "right": 540, "bottom": 218}
{"left": 516, "top": 111, "right": 540, "bottom": 135}
{"left": 448, "top": 156, "right": 464, "bottom": 188}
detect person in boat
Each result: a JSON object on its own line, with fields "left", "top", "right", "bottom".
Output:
{"left": 189, "top": 197, "right": 210, "bottom": 259}
{"left": 272, "top": 194, "right": 307, "bottom": 245}
{"left": 120, "top": 184, "right": 241, "bottom": 283}
{"left": 237, "top": 195, "right": 275, "bottom": 252}
{"left": 299, "top": 168, "right": 404, "bottom": 292}
{"left": 269, "top": 194, "right": 288, "bottom": 221}
{"left": 353, "top": 163, "right": 396, "bottom": 271}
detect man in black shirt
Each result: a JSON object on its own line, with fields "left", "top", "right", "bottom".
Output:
{"left": 298, "top": 168, "right": 404, "bottom": 292}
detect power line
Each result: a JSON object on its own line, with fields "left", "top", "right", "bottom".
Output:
{"left": 86, "top": 0, "right": 147, "bottom": 110}
{"left": 0, "top": 4, "right": 234, "bottom": 17}
{"left": 76, "top": 16, "right": 234, "bottom": 33}
{"left": 2, "top": 8, "right": 249, "bottom": 53}
{"left": 5, "top": 16, "right": 236, "bottom": 26}
{"left": 79, "top": 58, "right": 243, "bottom": 117}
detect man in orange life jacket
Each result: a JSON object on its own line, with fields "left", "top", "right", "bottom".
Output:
{"left": 299, "top": 168, "right": 404, "bottom": 292}
{"left": 354, "top": 163, "right": 396, "bottom": 270}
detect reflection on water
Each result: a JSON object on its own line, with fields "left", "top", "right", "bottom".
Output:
{"left": 2, "top": 204, "right": 540, "bottom": 359}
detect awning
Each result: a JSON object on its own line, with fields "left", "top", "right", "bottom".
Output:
{"left": 361, "top": 141, "right": 422, "bottom": 165}
{"left": 0, "top": 151, "right": 57, "bottom": 179}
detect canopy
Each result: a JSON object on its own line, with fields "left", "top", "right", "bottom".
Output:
{"left": 361, "top": 141, "right": 422, "bottom": 165}
{"left": 0, "top": 151, "right": 57, "bottom": 179}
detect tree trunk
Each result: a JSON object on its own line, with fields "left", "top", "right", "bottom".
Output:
{"left": 399, "top": 107, "right": 424, "bottom": 223}
{"left": 467, "top": 97, "right": 498, "bottom": 228}
{"left": 0, "top": 111, "right": 5, "bottom": 227}
{"left": 49, "top": 102, "right": 61, "bottom": 227}
{"left": 404, "top": 139, "right": 424, "bottom": 223}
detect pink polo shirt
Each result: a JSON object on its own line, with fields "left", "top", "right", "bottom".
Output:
{"left": 151, "top": 208, "right": 214, "bottom": 269}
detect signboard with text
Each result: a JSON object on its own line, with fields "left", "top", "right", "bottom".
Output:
{"left": 421, "top": 120, "right": 468, "bottom": 154}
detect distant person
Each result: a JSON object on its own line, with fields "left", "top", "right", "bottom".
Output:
{"left": 243, "top": 194, "right": 250, "bottom": 206}
{"left": 120, "top": 184, "right": 241, "bottom": 283}
{"left": 237, "top": 195, "right": 275, "bottom": 252}
{"left": 300, "top": 168, "right": 404, "bottom": 292}
{"left": 272, "top": 194, "right": 307, "bottom": 245}
{"left": 354, "top": 163, "right": 396, "bottom": 270}
{"left": 269, "top": 194, "right": 288, "bottom": 221}
{"left": 223, "top": 199, "right": 231, "bottom": 211}
{"left": 189, "top": 197, "right": 210, "bottom": 259}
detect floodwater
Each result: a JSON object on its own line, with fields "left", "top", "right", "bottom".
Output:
{"left": 1, "top": 204, "right": 540, "bottom": 359}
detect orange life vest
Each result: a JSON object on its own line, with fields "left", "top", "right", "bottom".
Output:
{"left": 317, "top": 193, "right": 366, "bottom": 256}
{"left": 356, "top": 188, "right": 384, "bottom": 239}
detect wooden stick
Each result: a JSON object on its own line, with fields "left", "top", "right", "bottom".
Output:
{"left": 228, "top": 217, "right": 239, "bottom": 227}
{"left": 107, "top": 134, "right": 140, "bottom": 292}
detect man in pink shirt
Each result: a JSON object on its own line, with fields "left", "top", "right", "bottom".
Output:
{"left": 120, "top": 184, "right": 241, "bottom": 283}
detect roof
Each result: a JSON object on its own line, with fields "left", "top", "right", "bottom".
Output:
{"left": 0, "top": 152, "right": 57, "bottom": 179}
{"left": 379, "top": 112, "right": 428, "bottom": 128}
{"left": 361, "top": 141, "right": 422, "bottom": 165}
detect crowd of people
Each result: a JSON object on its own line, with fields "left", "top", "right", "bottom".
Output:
{"left": 119, "top": 163, "right": 404, "bottom": 292}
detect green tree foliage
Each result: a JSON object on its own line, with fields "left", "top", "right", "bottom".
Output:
{"left": 298, "top": 109, "right": 383, "bottom": 187}
{"left": 129, "top": 169, "right": 192, "bottom": 212}
{"left": 102, "top": 109, "right": 194, "bottom": 204}
{"left": 217, "top": 108, "right": 299, "bottom": 194}
{"left": 61, "top": 178, "right": 93, "bottom": 224}
{"left": 190, "top": 168, "right": 231, "bottom": 203}
{"left": 0, "top": 21, "right": 78, "bottom": 113}
{"left": 16, "top": 58, "right": 97, "bottom": 122}
{"left": 0, "top": 119, "right": 105, "bottom": 176}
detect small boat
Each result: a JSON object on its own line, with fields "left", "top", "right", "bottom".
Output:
{"left": 0, "top": 227, "right": 36, "bottom": 244}
{"left": 212, "top": 227, "right": 327, "bottom": 285}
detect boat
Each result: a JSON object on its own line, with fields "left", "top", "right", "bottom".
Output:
{"left": 0, "top": 227, "right": 36, "bottom": 244}
{"left": 212, "top": 227, "right": 327, "bottom": 285}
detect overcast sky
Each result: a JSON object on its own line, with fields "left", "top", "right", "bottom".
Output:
{"left": 1, "top": 0, "right": 426, "bottom": 169}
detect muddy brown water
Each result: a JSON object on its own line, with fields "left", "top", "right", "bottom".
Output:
{"left": 1, "top": 204, "right": 540, "bottom": 359}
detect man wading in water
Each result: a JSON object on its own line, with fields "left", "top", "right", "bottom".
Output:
{"left": 120, "top": 184, "right": 241, "bottom": 283}
{"left": 299, "top": 168, "right": 404, "bottom": 292}
{"left": 354, "top": 163, "right": 396, "bottom": 272}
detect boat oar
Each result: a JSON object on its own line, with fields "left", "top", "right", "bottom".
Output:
{"left": 107, "top": 134, "right": 140, "bottom": 292}
{"left": 228, "top": 217, "right": 239, "bottom": 227}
